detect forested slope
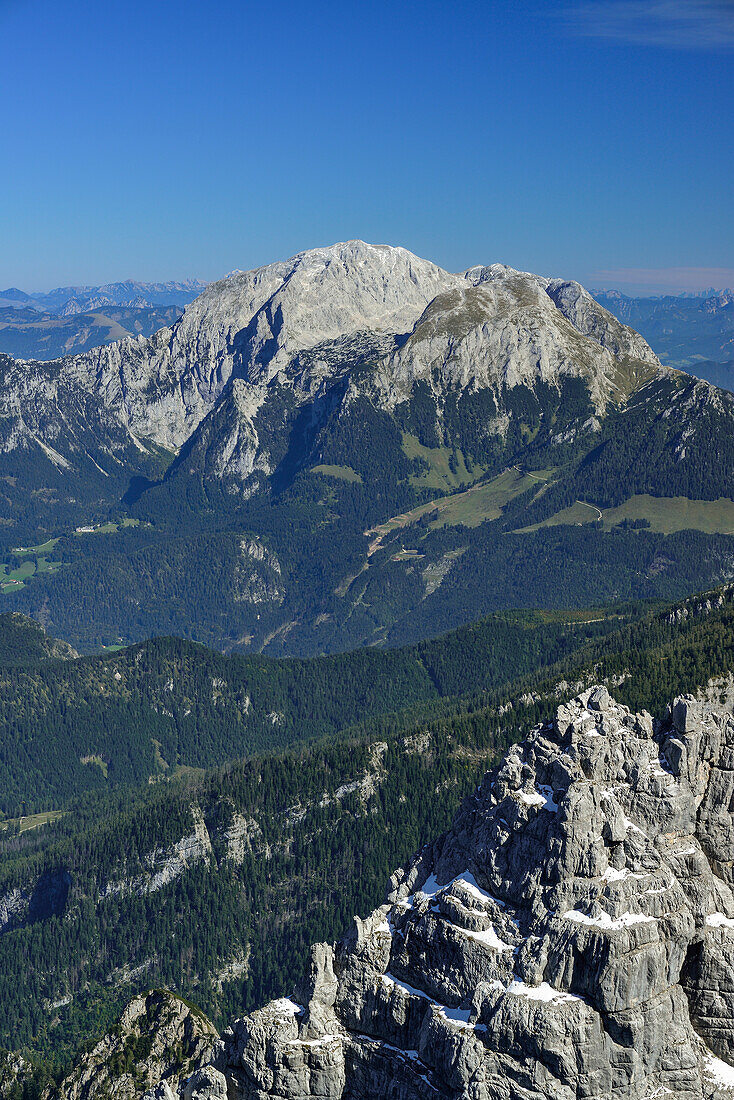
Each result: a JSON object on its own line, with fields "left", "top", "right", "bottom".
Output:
{"left": 0, "top": 608, "right": 623, "bottom": 814}
{"left": 2, "top": 584, "right": 734, "bottom": 1083}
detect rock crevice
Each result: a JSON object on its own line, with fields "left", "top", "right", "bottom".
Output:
{"left": 59, "top": 688, "right": 734, "bottom": 1099}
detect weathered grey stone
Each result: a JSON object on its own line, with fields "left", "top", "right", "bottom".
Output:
{"left": 51, "top": 990, "right": 217, "bottom": 1100}
{"left": 181, "top": 1067, "right": 228, "bottom": 1100}
{"left": 55, "top": 688, "right": 734, "bottom": 1098}
{"left": 205, "top": 688, "right": 734, "bottom": 1098}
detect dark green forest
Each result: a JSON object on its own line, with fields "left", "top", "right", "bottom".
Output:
{"left": 0, "top": 607, "right": 623, "bottom": 815}
{"left": 5, "top": 368, "right": 734, "bottom": 656}
{"left": 1, "top": 585, "right": 733, "bottom": 1083}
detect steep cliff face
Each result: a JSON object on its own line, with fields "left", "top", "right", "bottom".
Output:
{"left": 52, "top": 991, "right": 217, "bottom": 1100}
{"left": 88, "top": 686, "right": 734, "bottom": 1099}
{"left": 373, "top": 269, "right": 660, "bottom": 416}
{"left": 36, "top": 242, "right": 462, "bottom": 457}
{"left": 2, "top": 242, "right": 663, "bottom": 487}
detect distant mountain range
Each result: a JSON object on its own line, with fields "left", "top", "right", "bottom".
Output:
{"left": 0, "top": 279, "right": 208, "bottom": 362}
{"left": 593, "top": 288, "right": 734, "bottom": 381}
{"left": 0, "top": 303, "right": 184, "bottom": 360}
{"left": 0, "top": 277, "right": 207, "bottom": 314}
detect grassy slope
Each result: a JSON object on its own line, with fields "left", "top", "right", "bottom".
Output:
{"left": 518, "top": 494, "right": 734, "bottom": 535}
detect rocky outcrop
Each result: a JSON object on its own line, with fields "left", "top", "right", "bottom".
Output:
{"left": 51, "top": 990, "right": 217, "bottom": 1100}
{"left": 100, "top": 805, "right": 213, "bottom": 899}
{"left": 120, "top": 686, "right": 734, "bottom": 1099}
{"left": 51, "top": 687, "right": 734, "bottom": 1098}
{"left": 2, "top": 242, "right": 667, "bottom": 493}
{"left": 375, "top": 269, "right": 661, "bottom": 418}
{"left": 0, "top": 869, "right": 70, "bottom": 933}
{"left": 0, "top": 1051, "right": 30, "bottom": 1099}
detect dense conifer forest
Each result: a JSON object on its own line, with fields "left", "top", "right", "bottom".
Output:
{"left": 1, "top": 586, "right": 734, "bottom": 1088}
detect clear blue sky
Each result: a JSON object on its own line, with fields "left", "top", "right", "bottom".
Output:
{"left": 1, "top": 0, "right": 732, "bottom": 292}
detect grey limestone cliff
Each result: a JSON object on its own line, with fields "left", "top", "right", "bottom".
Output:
{"left": 53, "top": 990, "right": 217, "bottom": 1100}
{"left": 58, "top": 687, "right": 734, "bottom": 1098}
{"left": 1, "top": 242, "right": 665, "bottom": 490}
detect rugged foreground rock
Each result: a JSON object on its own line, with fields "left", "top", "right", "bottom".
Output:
{"left": 59, "top": 688, "right": 734, "bottom": 1098}
{"left": 54, "top": 991, "right": 217, "bottom": 1100}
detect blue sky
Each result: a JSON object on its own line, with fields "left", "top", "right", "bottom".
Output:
{"left": 1, "top": 0, "right": 732, "bottom": 292}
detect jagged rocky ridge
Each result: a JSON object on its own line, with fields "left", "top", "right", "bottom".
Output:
{"left": 82, "top": 686, "right": 734, "bottom": 1100}
{"left": 0, "top": 242, "right": 662, "bottom": 489}
{"left": 54, "top": 991, "right": 218, "bottom": 1100}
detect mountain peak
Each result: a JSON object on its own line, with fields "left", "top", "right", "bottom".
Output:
{"left": 56, "top": 687, "right": 734, "bottom": 1099}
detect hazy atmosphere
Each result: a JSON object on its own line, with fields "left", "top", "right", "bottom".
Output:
{"left": 2, "top": 0, "right": 732, "bottom": 291}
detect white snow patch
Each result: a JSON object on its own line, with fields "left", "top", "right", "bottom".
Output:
{"left": 622, "top": 814, "right": 648, "bottom": 837}
{"left": 408, "top": 869, "right": 506, "bottom": 911}
{"left": 705, "top": 1050, "right": 734, "bottom": 1089}
{"left": 516, "top": 784, "right": 559, "bottom": 812}
{"left": 455, "top": 871, "right": 496, "bottom": 903}
{"left": 452, "top": 922, "right": 515, "bottom": 952}
{"left": 417, "top": 873, "right": 443, "bottom": 898}
{"left": 381, "top": 973, "right": 431, "bottom": 1000}
{"left": 288, "top": 1034, "right": 340, "bottom": 1047}
{"left": 435, "top": 1004, "right": 473, "bottom": 1029}
{"left": 381, "top": 974, "right": 482, "bottom": 1031}
{"left": 707, "top": 913, "right": 734, "bottom": 929}
{"left": 603, "top": 866, "right": 634, "bottom": 882}
{"left": 505, "top": 980, "right": 583, "bottom": 1004}
{"left": 270, "top": 998, "right": 304, "bottom": 1015}
{"left": 563, "top": 909, "right": 656, "bottom": 930}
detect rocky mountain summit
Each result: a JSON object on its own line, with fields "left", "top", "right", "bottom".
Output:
{"left": 6, "top": 241, "right": 734, "bottom": 657}
{"left": 64, "top": 686, "right": 734, "bottom": 1099}
{"left": 54, "top": 991, "right": 218, "bottom": 1100}
{"left": 1, "top": 241, "right": 663, "bottom": 491}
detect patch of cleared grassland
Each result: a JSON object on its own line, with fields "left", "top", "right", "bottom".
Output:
{"left": 367, "top": 466, "right": 555, "bottom": 555}
{"left": 310, "top": 464, "right": 363, "bottom": 483}
{"left": 425, "top": 468, "right": 555, "bottom": 528}
{"left": 0, "top": 809, "right": 66, "bottom": 834}
{"left": 12, "top": 538, "right": 60, "bottom": 555}
{"left": 1, "top": 519, "right": 141, "bottom": 596}
{"left": 75, "top": 517, "right": 141, "bottom": 536}
{"left": 516, "top": 500, "right": 601, "bottom": 532}
{"left": 602, "top": 495, "right": 734, "bottom": 534}
{"left": 517, "top": 494, "right": 734, "bottom": 535}
{"left": 35, "top": 557, "right": 62, "bottom": 574}
{"left": 0, "top": 581, "right": 24, "bottom": 593}
{"left": 5, "top": 560, "right": 36, "bottom": 581}
{"left": 1, "top": 556, "right": 63, "bottom": 592}
{"left": 402, "top": 433, "right": 483, "bottom": 492}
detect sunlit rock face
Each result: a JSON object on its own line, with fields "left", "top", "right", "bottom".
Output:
{"left": 3, "top": 241, "right": 664, "bottom": 492}
{"left": 197, "top": 687, "right": 734, "bottom": 1099}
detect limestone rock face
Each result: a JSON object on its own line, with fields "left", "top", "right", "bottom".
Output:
{"left": 374, "top": 269, "right": 661, "bottom": 418}
{"left": 200, "top": 688, "right": 734, "bottom": 1099}
{"left": 53, "top": 688, "right": 734, "bottom": 1099}
{"left": 52, "top": 990, "right": 217, "bottom": 1100}
{"left": 2, "top": 242, "right": 667, "bottom": 493}
{"left": 51, "top": 242, "right": 461, "bottom": 454}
